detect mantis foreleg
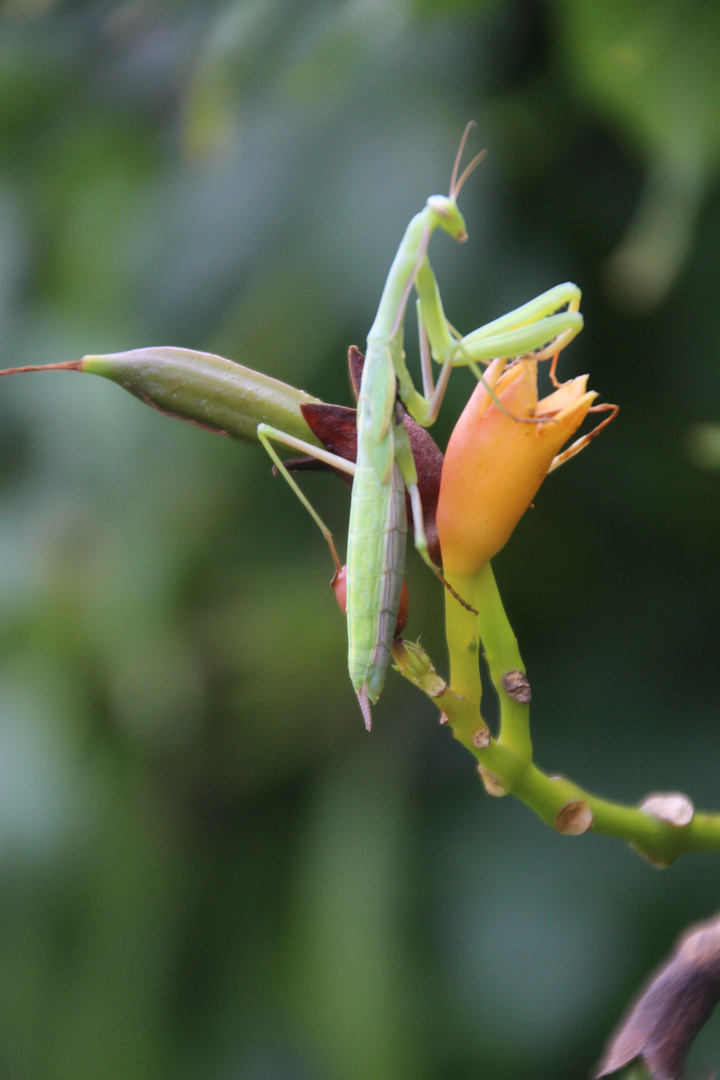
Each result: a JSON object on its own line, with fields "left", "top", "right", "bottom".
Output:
{"left": 408, "top": 263, "right": 585, "bottom": 425}
{"left": 454, "top": 281, "right": 582, "bottom": 361}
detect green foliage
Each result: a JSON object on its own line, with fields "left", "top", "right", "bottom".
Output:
{"left": 0, "top": 1, "right": 719, "bottom": 1078}
{"left": 556, "top": 0, "right": 720, "bottom": 309}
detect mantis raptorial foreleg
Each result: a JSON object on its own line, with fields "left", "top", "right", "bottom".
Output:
{"left": 415, "top": 270, "right": 615, "bottom": 471}
{"left": 451, "top": 282, "right": 583, "bottom": 364}
{"left": 407, "top": 261, "right": 585, "bottom": 426}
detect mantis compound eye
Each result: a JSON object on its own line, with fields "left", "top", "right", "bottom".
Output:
{"left": 426, "top": 194, "right": 453, "bottom": 218}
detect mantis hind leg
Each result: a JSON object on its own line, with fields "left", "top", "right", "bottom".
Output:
{"left": 256, "top": 423, "right": 355, "bottom": 574}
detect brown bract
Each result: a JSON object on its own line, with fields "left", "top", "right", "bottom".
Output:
{"left": 554, "top": 800, "right": 593, "bottom": 835}
{"left": 285, "top": 346, "right": 445, "bottom": 563}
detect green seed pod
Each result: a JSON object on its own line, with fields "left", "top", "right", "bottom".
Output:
{"left": 1, "top": 346, "right": 322, "bottom": 447}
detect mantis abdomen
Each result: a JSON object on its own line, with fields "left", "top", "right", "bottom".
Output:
{"left": 346, "top": 448, "right": 407, "bottom": 729}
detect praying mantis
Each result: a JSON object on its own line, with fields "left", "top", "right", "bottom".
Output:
{"left": 259, "top": 124, "right": 585, "bottom": 728}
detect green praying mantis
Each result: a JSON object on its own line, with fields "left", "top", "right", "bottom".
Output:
{"left": 258, "top": 124, "right": 585, "bottom": 728}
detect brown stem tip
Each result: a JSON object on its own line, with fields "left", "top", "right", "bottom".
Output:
{"left": 478, "top": 766, "right": 509, "bottom": 797}
{"left": 472, "top": 727, "right": 491, "bottom": 749}
{"left": 0, "top": 362, "right": 82, "bottom": 376}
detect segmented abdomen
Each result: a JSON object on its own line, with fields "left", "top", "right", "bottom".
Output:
{"left": 346, "top": 450, "right": 407, "bottom": 704}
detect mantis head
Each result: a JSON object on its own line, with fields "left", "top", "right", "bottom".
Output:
{"left": 426, "top": 194, "right": 469, "bottom": 242}
{"left": 426, "top": 121, "right": 486, "bottom": 243}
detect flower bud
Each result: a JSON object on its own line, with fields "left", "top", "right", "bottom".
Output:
{"left": 1, "top": 348, "right": 321, "bottom": 447}
{"left": 436, "top": 358, "right": 598, "bottom": 577}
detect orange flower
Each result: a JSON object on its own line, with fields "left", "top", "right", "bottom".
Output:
{"left": 437, "top": 357, "right": 598, "bottom": 577}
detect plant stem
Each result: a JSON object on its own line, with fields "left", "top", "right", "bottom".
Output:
{"left": 444, "top": 564, "right": 531, "bottom": 762}
{"left": 472, "top": 563, "right": 532, "bottom": 763}
{"left": 392, "top": 638, "right": 720, "bottom": 867}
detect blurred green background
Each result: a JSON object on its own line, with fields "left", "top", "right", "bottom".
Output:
{"left": 0, "top": 1, "right": 719, "bottom": 1077}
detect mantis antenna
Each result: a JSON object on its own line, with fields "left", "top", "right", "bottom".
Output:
{"left": 449, "top": 120, "right": 486, "bottom": 202}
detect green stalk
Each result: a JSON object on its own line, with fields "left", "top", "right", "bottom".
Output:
{"left": 393, "top": 637, "right": 720, "bottom": 867}
{"left": 442, "top": 571, "right": 483, "bottom": 712}
{"left": 472, "top": 563, "right": 532, "bottom": 763}
{"left": 443, "top": 563, "right": 531, "bottom": 761}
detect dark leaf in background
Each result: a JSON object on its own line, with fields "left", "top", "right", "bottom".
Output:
{"left": 597, "top": 914, "right": 720, "bottom": 1080}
